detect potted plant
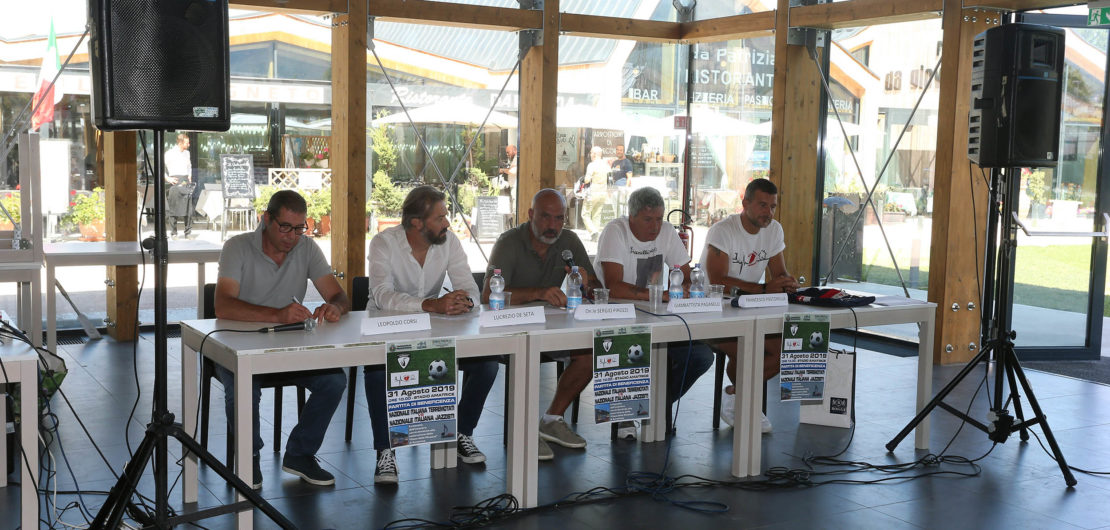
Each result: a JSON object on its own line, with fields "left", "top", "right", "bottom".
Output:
{"left": 316, "top": 147, "right": 330, "bottom": 169}
{"left": 1025, "top": 169, "right": 1048, "bottom": 219}
{"left": 68, "top": 188, "right": 106, "bottom": 241}
{"left": 307, "top": 187, "right": 332, "bottom": 236}
{"left": 371, "top": 171, "right": 404, "bottom": 233}
{"left": 253, "top": 185, "right": 278, "bottom": 222}
{"left": 881, "top": 201, "right": 907, "bottom": 224}
{"left": 299, "top": 151, "right": 315, "bottom": 168}
{"left": 0, "top": 192, "right": 20, "bottom": 230}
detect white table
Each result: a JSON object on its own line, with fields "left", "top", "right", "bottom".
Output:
{"left": 44, "top": 240, "right": 222, "bottom": 352}
{"left": 0, "top": 262, "right": 42, "bottom": 347}
{"left": 522, "top": 302, "right": 762, "bottom": 499}
{"left": 179, "top": 312, "right": 532, "bottom": 529}
{"left": 0, "top": 343, "right": 41, "bottom": 530}
{"left": 743, "top": 301, "right": 937, "bottom": 476}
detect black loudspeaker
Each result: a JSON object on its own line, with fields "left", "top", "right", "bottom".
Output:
{"left": 88, "top": 0, "right": 230, "bottom": 131}
{"left": 968, "top": 23, "right": 1064, "bottom": 168}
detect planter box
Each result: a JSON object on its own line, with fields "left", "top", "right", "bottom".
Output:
{"left": 376, "top": 217, "right": 401, "bottom": 234}
{"left": 882, "top": 212, "right": 907, "bottom": 224}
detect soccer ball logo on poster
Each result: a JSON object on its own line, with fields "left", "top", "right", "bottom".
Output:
{"left": 428, "top": 359, "right": 449, "bottom": 379}
{"left": 627, "top": 344, "right": 644, "bottom": 363}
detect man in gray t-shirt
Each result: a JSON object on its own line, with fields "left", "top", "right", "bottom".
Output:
{"left": 214, "top": 190, "right": 351, "bottom": 488}
{"left": 481, "top": 189, "right": 601, "bottom": 461}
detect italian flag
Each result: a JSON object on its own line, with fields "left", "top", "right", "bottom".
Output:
{"left": 30, "top": 18, "right": 63, "bottom": 132}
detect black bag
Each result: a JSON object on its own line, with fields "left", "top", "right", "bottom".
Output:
{"left": 789, "top": 287, "right": 875, "bottom": 307}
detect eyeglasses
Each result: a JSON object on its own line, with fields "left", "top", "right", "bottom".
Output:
{"left": 274, "top": 221, "right": 309, "bottom": 235}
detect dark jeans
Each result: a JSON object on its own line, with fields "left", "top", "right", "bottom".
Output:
{"left": 214, "top": 365, "right": 346, "bottom": 457}
{"left": 365, "top": 358, "right": 499, "bottom": 451}
{"left": 667, "top": 341, "right": 714, "bottom": 405}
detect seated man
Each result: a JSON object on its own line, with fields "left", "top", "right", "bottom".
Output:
{"left": 365, "top": 186, "right": 497, "bottom": 485}
{"left": 593, "top": 187, "right": 714, "bottom": 439}
{"left": 702, "top": 178, "right": 799, "bottom": 433}
{"left": 482, "top": 189, "right": 601, "bottom": 461}
{"left": 214, "top": 189, "right": 350, "bottom": 488}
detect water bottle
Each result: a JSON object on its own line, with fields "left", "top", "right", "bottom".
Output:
{"left": 690, "top": 264, "right": 706, "bottom": 298}
{"left": 489, "top": 269, "right": 505, "bottom": 310}
{"left": 566, "top": 266, "right": 583, "bottom": 310}
{"left": 668, "top": 265, "right": 685, "bottom": 300}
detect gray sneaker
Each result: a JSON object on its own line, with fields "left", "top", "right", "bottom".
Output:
{"left": 616, "top": 421, "right": 638, "bottom": 440}
{"left": 539, "top": 418, "right": 586, "bottom": 449}
{"left": 374, "top": 449, "right": 398, "bottom": 485}
{"left": 457, "top": 434, "right": 486, "bottom": 464}
{"left": 538, "top": 438, "right": 554, "bottom": 461}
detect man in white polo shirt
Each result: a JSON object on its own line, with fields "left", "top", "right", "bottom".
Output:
{"left": 364, "top": 186, "right": 497, "bottom": 485}
{"left": 702, "top": 178, "right": 799, "bottom": 433}
{"left": 214, "top": 189, "right": 350, "bottom": 488}
{"left": 593, "top": 186, "right": 713, "bottom": 439}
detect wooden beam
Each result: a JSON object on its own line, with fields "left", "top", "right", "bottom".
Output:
{"left": 769, "top": 0, "right": 821, "bottom": 285}
{"left": 560, "top": 13, "right": 680, "bottom": 42}
{"left": 517, "top": 0, "right": 559, "bottom": 221}
{"left": 790, "top": 0, "right": 942, "bottom": 30}
{"left": 964, "top": 0, "right": 1075, "bottom": 10}
{"left": 928, "top": 1, "right": 998, "bottom": 364}
{"left": 104, "top": 131, "right": 138, "bottom": 341}
{"left": 330, "top": 0, "right": 368, "bottom": 297}
{"left": 229, "top": 0, "right": 347, "bottom": 15}
{"left": 369, "top": 0, "right": 542, "bottom": 32}
{"left": 680, "top": 11, "right": 775, "bottom": 43}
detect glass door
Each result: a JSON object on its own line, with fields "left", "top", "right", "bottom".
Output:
{"left": 1010, "top": 11, "right": 1109, "bottom": 360}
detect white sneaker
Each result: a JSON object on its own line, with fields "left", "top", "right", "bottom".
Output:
{"left": 616, "top": 421, "right": 638, "bottom": 440}
{"left": 720, "top": 389, "right": 734, "bottom": 427}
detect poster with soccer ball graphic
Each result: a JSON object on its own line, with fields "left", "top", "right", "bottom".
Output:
{"left": 384, "top": 337, "right": 457, "bottom": 448}
{"left": 592, "top": 325, "right": 652, "bottom": 424}
{"left": 779, "top": 313, "right": 830, "bottom": 401}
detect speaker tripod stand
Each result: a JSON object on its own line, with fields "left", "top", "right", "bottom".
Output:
{"left": 91, "top": 130, "right": 295, "bottom": 528}
{"left": 885, "top": 166, "right": 1076, "bottom": 487}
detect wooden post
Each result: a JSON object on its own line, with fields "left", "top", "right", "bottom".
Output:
{"left": 928, "top": 4, "right": 999, "bottom": 364}
{"left": 104, "top": 131, "right": 138, "bottom": 340}
{"left": 330, "top": 1, "right": 368, "bottom": 296}
{"left": 769, "top": 0, "right": 821, "bottom": 285}
{"left": 516, "top": 0, "right": 559, "bottom": 221}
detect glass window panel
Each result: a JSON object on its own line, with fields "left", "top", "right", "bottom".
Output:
{"left": 694, "top": 0, "right": 774, "bottom": 19}
{"left": 823, "top": 19, "right": 942, "bottom": 341}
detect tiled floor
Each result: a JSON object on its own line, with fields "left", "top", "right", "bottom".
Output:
{"left": 5, "top": 332, "right": 1110, "bottom": 529}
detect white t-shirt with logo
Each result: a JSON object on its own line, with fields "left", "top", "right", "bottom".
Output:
{"left": 594, "top": 216, "right": 690, "bottom": 288}
{"left": 699, "top": 213, "right": 785, "bottom": 283}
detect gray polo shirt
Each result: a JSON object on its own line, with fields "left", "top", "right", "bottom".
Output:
{"left": 217, "top": 224, "right": 332, "bottom": 308}
{"left": 485, "top": 222, "right": 595, "bottom": 290}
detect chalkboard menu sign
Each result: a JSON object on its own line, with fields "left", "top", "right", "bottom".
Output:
{"left": 475, "top": 195, "right": 503, "bottom": 241}
{"left": 688, "top": 135, "right": 721, "bottom": 188}
{"left": 220, "top": 154, "right": 255, "bottom": 198}
{"left": 590, "top": 129, "right": 624, "bottom": 158}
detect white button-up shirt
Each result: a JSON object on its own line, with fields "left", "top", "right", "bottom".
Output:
{"left": 367, "top": 223, "right": 480, "bottom": 312}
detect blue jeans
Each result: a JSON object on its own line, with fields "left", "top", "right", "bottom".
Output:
{"left": 667, "top": 341, "right": 714, "bottom": 405}
{"left": 365, "top": 358, "right": 499, "bottom": 451}
{"left": 214, "top": 365, "right": 346, "bottom": 457}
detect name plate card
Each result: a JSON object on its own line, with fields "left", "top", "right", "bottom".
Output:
{"left": 479, "top": 306, "right": 546, "bottom": 328}
{"left": 361, "top": 313, "right": 432, "bottom": 336}
{"left": 666, "top": 297, "right": 723, "bottom": 314}
{"left": 735, "top": 293, "right": 789, "bottom": 308}
{"left": 574, "top": 303, "right": 636, "bottom": 321}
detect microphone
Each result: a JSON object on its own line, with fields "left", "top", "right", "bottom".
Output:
{"left": 561, "top": 249, "right": 576, "bottom": 268}
{"left": 258, "top": 318, "right": 317, "bottom": 333}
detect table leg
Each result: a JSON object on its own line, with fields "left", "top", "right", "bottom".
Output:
{"left": 47, "top": 265, "right": 56, "bottom": 353}
{"left": 0, "top": 388, "right": 6, "bottom": 488}
{"left": 234, "top": 359, "right": 253, "bottom": 529}
{"left": 915, "top": 312, "right": 935, "bottom": 449}
{"left": 643, "top": 343, "right": 667, "bottom": 443}
{"left": 732, "top": 321, "right": 760, "bottom": 478}
{"left": 182, "top": 339, "right": 199, "bottom": 503}
{"left": 505, "top": 335, "right": 529, "bottom": 505}
{"left": 522, "top": 337, "right": 542, "bottom": 508}
{"left": 20, "top": 358, "right": 38, "bottom": 530}
{"left": 196, "top": 263, "right": 205, "bottom": 319}
{"left": 30, "top": 273, "right": 42, "bottom": 348}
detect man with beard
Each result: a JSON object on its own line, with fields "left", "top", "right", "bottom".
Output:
{"left": 482, "top": 189, "right": 601, "bottom": 461}
{"left": 214, "top": 189, "right": 350, "bottom": 488}
{"left": 365, "top": 186, "right": 495, "bottom": 485}
{"left": 702, "top": 178, "right": 800, "bottom": 433}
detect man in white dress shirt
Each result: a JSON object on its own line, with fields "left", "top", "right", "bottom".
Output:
{"left": 164, "top": 133, "right": 194, "bottom": 237}
{"left": 364, "top": 186, "right": 497, "bottom": 485}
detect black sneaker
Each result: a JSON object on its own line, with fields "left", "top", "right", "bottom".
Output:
{"left": 457, "top": 434, "right": 486, "bottom": 464}
{"left": 252, "top": 454, "right": 262, "bottom": 490}
{"left": 375, "top": 449, "right": 398, "bottom": 485}
{"left": 281, "top": 454, "right": 335, "bottom": 486}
